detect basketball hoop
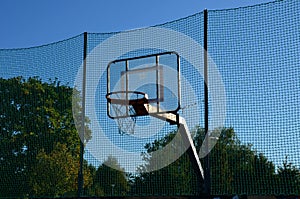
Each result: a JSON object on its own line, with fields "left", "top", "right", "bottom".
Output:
{"left": 106, "top": 91, "right": 149, "bottom": 134}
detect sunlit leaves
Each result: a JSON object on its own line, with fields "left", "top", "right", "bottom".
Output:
{"left": 0, "top": 77, "right": 91, "bottom": 197}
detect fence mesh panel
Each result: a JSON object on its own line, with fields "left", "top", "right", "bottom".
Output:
{"left": 208, "top": 0, "right": 300, "bottom": 195}
{"left": 0, "top": 0, "right": 299, "bottom": 198}
{"left": 0, "top": 34, "right": 84, "bottom": 198}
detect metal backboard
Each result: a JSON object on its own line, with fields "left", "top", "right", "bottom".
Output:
{"left": 107, "top": 51, "right": 180, "bottom": 119}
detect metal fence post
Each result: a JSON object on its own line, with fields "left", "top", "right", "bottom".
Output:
{"left": 78, "top": 32, "right": 88, "bottom": 197}
{"left": 203, "top": 9, "right": 211, "bottom": 196}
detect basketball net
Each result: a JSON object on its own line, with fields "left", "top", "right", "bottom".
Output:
{"left": 111, "top": 102, "right": 137, "bottom": 135}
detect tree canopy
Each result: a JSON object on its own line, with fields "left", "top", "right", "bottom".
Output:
{"left": 0, "top": 77, "right": 91, "bottom": 197}
{"left": 131, "top": 127, "right": 300, "bottom": 196}
{"left": 0, "top": 77, "right": 299, "bottom": 197}
{"left": 87, "top": 156, "right": 130, "bottom": 196}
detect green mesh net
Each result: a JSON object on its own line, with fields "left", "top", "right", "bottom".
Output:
{"left": 0, "top": 0, "right": 299, "bottom": 198}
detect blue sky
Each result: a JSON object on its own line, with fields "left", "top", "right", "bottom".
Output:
{"left": 0, "top": 0, "right": 272, "bottom": 49}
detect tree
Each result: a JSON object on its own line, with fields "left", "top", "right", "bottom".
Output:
{"left": 0, "top": 77, "right": 91, "bottom": 197}
{"left": 195, "top": 127, "right": 277, "bottom": 195}
{"left": 131, "top": 127, "right": 282, "bottom": 196}
{"left": 276, "top": 156, "right": 300, "bottom": 195}
{"left": 84, "top": 164, "right": 105, "bottom": 196}
{"left": 90, "top": 156, "right": 130, "bottom": 196}
{"left": 29, "top": 143, "right": 92, "bottom": 197}
{"left": 131, "top": 130, "right": 200, "bottom": 195}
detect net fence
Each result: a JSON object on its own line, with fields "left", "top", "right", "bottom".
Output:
{"left": 0, "top": 0, "right": 299, "bottom": 198}
{"left": 208, "top": 0, "right": 300, "bottom": 195}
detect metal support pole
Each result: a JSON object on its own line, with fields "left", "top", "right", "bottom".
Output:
{"left": 203, "top": 9, "right": 211, "bottom": 196}
{"left": 78, "top": 32, "right": 88, "bottom": 197}
{"left": 156, "top": 55, "right": 160, "bottom": 112}
{"left": 125, "top": 60, "right": 129, "bottom": 117}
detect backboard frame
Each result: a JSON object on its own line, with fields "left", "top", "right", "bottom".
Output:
{"left": 107, "top": 51, "right": 180, "bottom": 119}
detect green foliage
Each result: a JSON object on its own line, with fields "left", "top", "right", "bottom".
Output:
{"left": 29, "top": 143, "right": 92, "bottom": 197}
{"left": 1, "top": 77, "right": 299, "bottom": 197}
{"left": 132, "top": 127, "right": 300, "bottom": 195}
{"left": 276, "top": 156, "right": 300, "bottom": 195}
{"left": 87, "top": 156, "right": 130, "bottom": 196}
{"left": 201, "top": 128, "right": 277, "bottom": 194}
{"left": 0, "top": 77, "right": 91, "bottom": 197}
{"left": 131, "top": 130, "right": 200, "bottom": 195}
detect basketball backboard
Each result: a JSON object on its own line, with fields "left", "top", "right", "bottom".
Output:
{"left": 107, "top": 51, "right": 180, "bottom": 119}
{"left": 105, "top": 52, "right": 204, "bottom": 181}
